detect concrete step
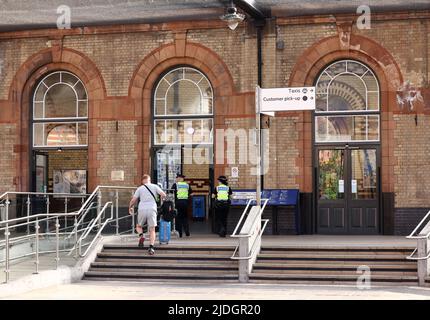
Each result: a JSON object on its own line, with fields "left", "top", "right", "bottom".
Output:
{"left": 252, "top": 269, "right": 416, "bottom": 276}
{"left": 253, "top": 263, "right": 416, "bottom": 272}
{"left": 103, "top": 244, "right": 234, "bottom": 253}
{"left": 257, "top": 253, "right": 410, "bottom": 262}
{"left": 101, "top": 248, "right": 233, "bottom": 256}
{"left": 84, "top": 270, "right": 239, "bottom": 282}
{"left": 97, "top": 252, "right": 232, "bottom": 261}
{"left": 258, "top": 250, "right": 410, "bottom": 257}
{"left": 88, "top": 266, "right": 235, "bottom": 274}
{"left": 260, "top": 247, "right": 413, "bottom": 253}
{"left": 90, "top": 261, "right": 238, "bottom": 271}
{"left": 93, "top": 258, "right": 238, "bottom": 266}
{"left": 248, "top": 273, "right": 418, "bottom": 285}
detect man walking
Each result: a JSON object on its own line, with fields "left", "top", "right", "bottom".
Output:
{"left": 129, "top": 174, "right": 166, "bottom": 255}
{"left": 171, "top": 174, "right": 192, "bottom": 238}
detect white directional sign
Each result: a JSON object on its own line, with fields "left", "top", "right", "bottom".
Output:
{"left": 258, "top": 86, "right": 316, "bottom": 112}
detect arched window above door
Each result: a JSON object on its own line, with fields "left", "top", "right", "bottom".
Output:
{"left": 314, "top": 60, "right": 380, "bottom": 143}
{"left": 32, "top": 71, "right": 88, "bottom": 147}
{"left": 154, "top": 67, "right": 213, "bottom": 116}
{"left": 153, "top": 67, "right": 213, "bottom": 145}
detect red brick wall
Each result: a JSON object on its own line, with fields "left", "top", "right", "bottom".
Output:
{"left": 0, "top": 11, "right": 428, "bottom": 214}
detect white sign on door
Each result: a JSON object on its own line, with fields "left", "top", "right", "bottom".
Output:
{"left": 351, "top": 180, "right": 357, "bottom": 193}
{"left": 259, "top": 86, "right": 316, "bottom": 112}
{"left": 339, "top": 179, "right": 344, "bottom": 193}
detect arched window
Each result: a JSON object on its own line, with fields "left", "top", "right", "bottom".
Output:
{"left": 33, "top": 71, "right": 88, "bottom": 147}
{"left": 314, "top": 60, "right": 380, "bottom": 142}
{"left": 153, "top": 67, "right": 213, "bottom": 145}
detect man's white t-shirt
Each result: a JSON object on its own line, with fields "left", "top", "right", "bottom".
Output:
{"left": 134, "top": 183, "right": 164, "bottom": 210}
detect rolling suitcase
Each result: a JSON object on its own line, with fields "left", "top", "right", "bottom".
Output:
{"left": 159, "top": 218, "right": 171, "bottom": 244}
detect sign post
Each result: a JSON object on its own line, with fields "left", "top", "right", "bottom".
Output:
{"left": 255, "top": 85, "right": 262, "bottom": 207}
{"left": 254, "top": 85, "right": 316, "bottom": 208}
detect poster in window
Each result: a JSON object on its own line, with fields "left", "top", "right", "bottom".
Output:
{"left": 35, "top": 166, "right": 46, "bottom": 192}
{"left": 53, "top": 170, "right": 87, "bottom": 194}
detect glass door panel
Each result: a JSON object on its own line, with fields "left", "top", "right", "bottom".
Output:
{"left": 155, "top": 147, "right": 181, "bottom": 190}
{"left": 351, "top": 149, "right": 377, "bottom": 200}
{"left": 318, "top": 149, "right": 345, "bottom": 200}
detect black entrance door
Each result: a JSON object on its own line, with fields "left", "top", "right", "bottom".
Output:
{"left": 316, "top": 145, "right": 380, "bottom": 234}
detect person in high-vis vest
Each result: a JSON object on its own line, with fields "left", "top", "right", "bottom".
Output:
{"left": 212, "top": 175, "right": 232, "bottom": 237}
{"left": 172, "top": 174, "right": 193, "bottom": 238}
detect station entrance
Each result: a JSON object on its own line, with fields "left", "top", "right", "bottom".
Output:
{"left": 313, "top": 60, "right": 381, "bottom": 235}
{"left": 152, "top": 66, "right": 215, "bottom": 234}
{"left": 29, "top": 71, "right": 89, "bottom": 216}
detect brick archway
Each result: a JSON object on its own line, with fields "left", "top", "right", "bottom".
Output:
{"left": 288, "top": 33, "right": 403, "bottom": 203}
{"left": 129, "top": 40, "right": 235, "bottom": 184}
{"left": 10, "top": 47, "right": 106, "bottom": 191}
{"left": 289, "top": 34, "right": 403, "bottom": 95}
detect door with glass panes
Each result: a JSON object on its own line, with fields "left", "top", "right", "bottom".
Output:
{"left": 316, "top": 146, "right": 379, "bottom": 234}
{"left": 313, "top": 59, "right": 381, "bottom": 234}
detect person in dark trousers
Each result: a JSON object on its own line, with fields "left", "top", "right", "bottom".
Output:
{"left": 171, "top": 174, "right": 192, "bottom": 238}
{"left": 212, "top": 175, "right": 233, "bottom": 237}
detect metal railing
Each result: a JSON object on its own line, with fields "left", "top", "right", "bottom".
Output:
{"left": 73, "top": 202, "right": 113, "bottom": 257}
{"left": 0, "top": 186, "right": 140, "bottom": 283}
{"left": 405, "top": 209, "right": 430, "bottom": 286}
{"left": 230, "top": 198, "right": 269, "bottom": 282}
{"left": 0, "top": 212, "right": 80, "bottom": 282}
{"left": 406, "top": 209, "right": 430, "bottom": 260}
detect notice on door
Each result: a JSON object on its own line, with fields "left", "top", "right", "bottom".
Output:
{"left": 351, "top": 180, "right": 357, "bottom": 193}
{"left": 338, "top": 180, "right": 344, "bottom": 193}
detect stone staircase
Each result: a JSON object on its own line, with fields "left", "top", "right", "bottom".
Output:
{"left": 84, "top": 244, "right": 239, "bottom": 282}
{"left": 249, "top": 246, "right": 418, "bottom": 285}
{"left": 83, "top": 243, "right": 418, "bottom": 285}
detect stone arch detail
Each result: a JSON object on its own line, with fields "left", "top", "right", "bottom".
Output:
{"left": 289, "top": 34, "right": 403, "bottom": 194}
{"left": 10, "top": 47, "right": 106, "bottom": 191}
{"left": 129, "top": 41, "right": 236, "bottom": 182}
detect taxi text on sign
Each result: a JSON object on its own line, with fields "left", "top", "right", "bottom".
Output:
{"left": 258, "top": 86, "right": 316, "bottom": 112}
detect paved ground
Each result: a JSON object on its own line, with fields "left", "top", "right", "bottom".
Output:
{"left": 3, "top": 281, "right": 430, "bottom": 300}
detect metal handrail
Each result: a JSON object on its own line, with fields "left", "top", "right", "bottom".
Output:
{"left": 405, "top": 209, "right": 430, "bottom": 260}
{"left": 0, "top": 185, "right": 138, "bottom": 283}
{"left": 230, "top": 219, "right": 269, "bottom": 260}
{"left": 0, "top": 212, "right": 79, "bottom": 228}
{"left": 75, "top": 202, "right": 113, "bottom": 257}
{"left": 406, "top": 209, "right": 430, "bottom": 239}
{"left": 230, "top": 199, "right": 269, "bottom": 263}
{"left": 231, "top": 199, "right": 269, "bottom": 238}
{"left": 0, "top": 191, "right": 90, "bottom": 199}
{"left": 65, "top": 202, "right": 98, "bottom": 240}
{"left": 231, "top": 199, "right": 254, "bottom": 237}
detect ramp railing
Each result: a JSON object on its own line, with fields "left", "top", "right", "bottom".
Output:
{"left": 0, "top": 186, "right": 139, "bottom": 283}
{"left": 230, "top": 198, "right": 269, "bottom": 283}
{"left": 406, "top": 209, "right": 430, "bottom": 285}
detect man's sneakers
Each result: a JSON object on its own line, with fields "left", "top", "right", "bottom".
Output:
{"left": 138, "top": 235, "right": 145, "bottom": 248}
{"left": 148, "top": 245, "right": 155, "bottom": 255}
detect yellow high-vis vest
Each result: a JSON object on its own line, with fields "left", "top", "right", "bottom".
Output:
{"left": 177, "top": 181, "right": 189, "bottom": 200}
{"left": 216, "top": 184, "right": 229, "bottom": 201}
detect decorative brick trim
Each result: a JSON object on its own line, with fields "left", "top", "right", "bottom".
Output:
{"left": 9, "top": 48, "right": 106, "bottom": 191}
{"left": 288, "top": 34, "right": 404, "bottom": 194}
{"left": 128, "top": 40, "right": 236, "bottom": 186}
